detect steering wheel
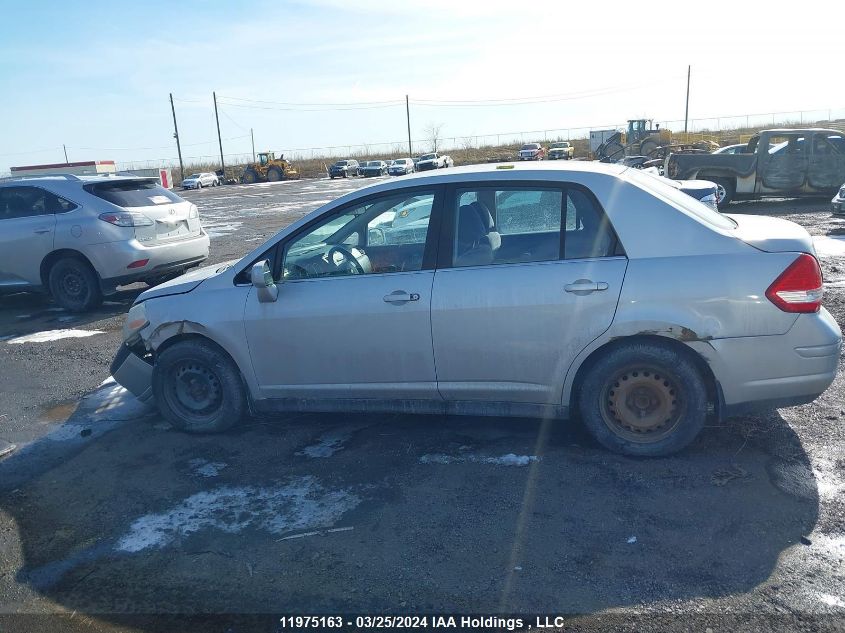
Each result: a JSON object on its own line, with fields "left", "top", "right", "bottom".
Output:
{"left": 327, "top": 245, "right": 365, "bottom": 275}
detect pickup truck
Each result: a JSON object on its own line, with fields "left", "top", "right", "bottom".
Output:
{"left": 665, "top": 128, "right": 845, "bottom": 207}
{"left": 548, "top": 141, "right": 574, "bottom": 160}
{"left": 415, "top": 152, "right": 454, "bottom": 171}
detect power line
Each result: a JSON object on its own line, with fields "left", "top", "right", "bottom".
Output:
{"left": 215, "top": 99, "right": 405, "bottom": 112}
{"left": 217, "top": 94, "right": 404, "bottom": 107}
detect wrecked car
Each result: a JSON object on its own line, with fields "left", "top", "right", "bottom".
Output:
{"left": 111, "top": 162, "right": 841, "bottom": 457}
{"left": 665, "top": 128, "right": 845, "bottom": 207}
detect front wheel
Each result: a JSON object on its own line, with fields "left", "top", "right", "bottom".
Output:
{"left": 48, "top": 257, "right": 103, "bottom": 312}
{"left": 577, "top": 342, "right": 708, "bottom": 457}
{"left": 153, "top": 339, "right": 247, "bottom": 433}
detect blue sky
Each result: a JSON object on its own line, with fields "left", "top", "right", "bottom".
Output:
{"left": 1, "top": 0, "right": 843, "bottom": 173}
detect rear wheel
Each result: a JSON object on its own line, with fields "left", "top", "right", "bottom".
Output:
{"left": 48, "top": 257, "right": 103, "bottom": 312}
{"left": 267, "top": 167, "right": 283, "bottom": 182}
{"left": 153, "top": 339, "right": 247, "bottom": 433}
{"left": 712, "top": 178, "right": 735, "bottom": 208}
{"left": 577, "top": 342, "right": 708, "bottom": 457}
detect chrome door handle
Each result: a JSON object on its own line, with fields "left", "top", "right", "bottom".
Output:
{"left": 33, "top": 228, "right": 53, "bottom": 234}
{"left": 383, "top": 290, "right": 420, "bottom": 304}
{"left": 565, "top": 280, "right": 609, "bottom": 294}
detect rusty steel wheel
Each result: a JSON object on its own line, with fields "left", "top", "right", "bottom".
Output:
{"left": 578, "top": 342, "right": 708, "bottom": 457}
{"left": 600, "top": 365, "right": 683, "bottom": 442}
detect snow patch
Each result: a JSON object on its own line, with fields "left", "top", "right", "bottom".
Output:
{"left": 115, "top": 476, "right": 359, "bottom": 553}
{"left": 297, "top": 432, "right": 349, "bottom": 458}
{"left": 188, "top": 458, "right": 227, "bottom": 478}
{"left": 420, "top": 453, "right": 539, "bottom": 466}
{"left": 6, "top": 329, "right": 104, "bottom": 344}
{"left": 818, "top": 593, "right": 845, "bottom": 608}
{"left": 814, "top": 235, "right": 845, "bottom": 258}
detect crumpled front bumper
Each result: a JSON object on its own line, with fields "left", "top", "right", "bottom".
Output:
{"left": 110, "top": 344, "right": 154, "bottom": 401}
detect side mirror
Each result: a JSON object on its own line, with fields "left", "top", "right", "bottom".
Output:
{"left": 251, "top": 260, "right": 278, "bottom": 303}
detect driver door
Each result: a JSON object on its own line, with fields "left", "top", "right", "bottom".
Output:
{"left": 243, "top": 187, "right": 444, "bottom": 403}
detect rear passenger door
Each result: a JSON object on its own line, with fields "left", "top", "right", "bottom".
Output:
{"left": 430, "top": 182, "right": 628, "bottom": 407}
{"left": 807, "top": 132, "right": 845, "bottom": 192}
{"left": 0, "top": 186, "right": 60, "bottom": 288}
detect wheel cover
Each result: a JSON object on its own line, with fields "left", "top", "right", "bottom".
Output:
{"left": 60, "top": 269, "right": 86, "bottom": 299}
{"left": 600, "top": 365, "right": 683, "bottom": 442}
{"left": 716, "top": 183, "right": 727, "bottom": 203}
{"left": 168, "top": 361, "right": 223, "bottom": 417}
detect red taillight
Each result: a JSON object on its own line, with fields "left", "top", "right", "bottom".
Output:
{"left": 127, "top": 259, "right": 149, "bottom": 269}
{"left": 765, "top": 253, "right": 823, "bottom": 313}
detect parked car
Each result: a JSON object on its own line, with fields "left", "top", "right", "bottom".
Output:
{"left": 181, "top": 172, "right": 218, "bottom": 190}
{"left": 0, "top": 174, "right": 209, "bottom": 311}
{"left": 388, "top": 158, "right": 415, "bottom": 176}
{"left": 832, "top": 183, "right": 845, "bottom": 216}
{"left": 548, "top": 142, "right": 574, "bottom": 160}
{"left": 639, "top": 167, "right": 720, "bottom": 211}
{"left": 712, "top": 144, "right": 749, "bottom": 155}
{"left": 111, "top": 162, "right": 840, "bottom": 457}
{"left": 328, "top": 159, "right": 360, "bottom": 179}
{"left": 518, "top": 143, "right": 546, "bottom": 161}
{"left": 415, "top": 152, "right": 453, "bottom": 171}
{"left": 360, "top": 161, "right": 389, "bottom": 177}
{"left": 666, "top": 128, "right": 845, "bottom": 207}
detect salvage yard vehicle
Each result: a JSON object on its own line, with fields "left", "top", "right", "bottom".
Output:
{"left": 595, "top": 119, "right": 718, "bottom": 162}
{"left": 415, "top": 152, "right": 453, "bottom": 171}
{"left": 360, "top": 160, "right": 389, "bottom": 177}
{"left": 666, "top": 128, "right": 845, "bottom": 207}
{"left": 240, "top": 151, "right": 299, "bottom": 184}
{"left": 713, "top": 144, "right": 749, "bottom": 155}
{"left": 388, "top": 158, "right": 415, "bottom": 176}
{"left": 181, "top": 172, "right": 219, "bottom": 190}
{"left": 518, "top": 143, "right": 546, "bottom": 161}
{"left": 0, "top": 174, "right": 209, "bottom": 311}
{"left": 548, "top": 142, "right": 574, "bottom": 160}
{"left": 111, "top": 162, "right": 841, "bottom": 457}
{"left": 329, "top": 159, "right": 360, "bottom": 179}
{"left": 833, "top": 182, "right": 845, "bottom": 216}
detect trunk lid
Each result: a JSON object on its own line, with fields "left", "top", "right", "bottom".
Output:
{"left": 726, "top": 213, "right": 816, "bottom": 254}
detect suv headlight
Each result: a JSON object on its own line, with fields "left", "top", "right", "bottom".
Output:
{"left": 123, "top": 302, "right": 149, "bottom": 343}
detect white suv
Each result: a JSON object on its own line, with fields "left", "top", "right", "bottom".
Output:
{"left": 0, "top": 174, "right": 210, "bottom": 311}
{"left": 181, "top": 172, "right": 219, "bottom": 189}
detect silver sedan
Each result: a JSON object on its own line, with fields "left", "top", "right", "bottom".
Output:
{"left": 111, "top": 162, "right": 841, "bottom": 457}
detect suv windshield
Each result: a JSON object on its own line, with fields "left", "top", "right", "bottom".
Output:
{"left": 420, "top": 154, "right": 436, "bottom": 160}
{"left": 335, "top": 161, "right": 348, "bottom": 166}
{"left": 84, "top": 180, "right": 183, "bottom": 207}
{"left": 522, "top": 144, "right": 540, "bottom": 150}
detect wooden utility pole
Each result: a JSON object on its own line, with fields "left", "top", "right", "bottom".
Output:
{"left": 169, "top": 93, "right": 184, "bottom": 180}
{"left": 213, "top": 91, "right": 225, "bottom": 177}
{"left": 405, "top": 95, "right": 413, "bottom": 158}
{"left": 684, "top": 65, "right": 691, "bottom": 134}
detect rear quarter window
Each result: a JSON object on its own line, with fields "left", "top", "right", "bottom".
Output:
{"left": 84, "top": 181, "right": 183, "bottom": 208}
{"left": 625, "top": 169, "right": 736, "bottom": 230}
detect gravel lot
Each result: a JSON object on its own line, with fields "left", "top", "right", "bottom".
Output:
{"left": 0, "top": 176, "right": 843, "bottom": 632}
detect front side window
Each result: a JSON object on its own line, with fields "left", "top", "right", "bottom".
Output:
{"left": 282, "top": 191, "right": 435, "bottom": 280}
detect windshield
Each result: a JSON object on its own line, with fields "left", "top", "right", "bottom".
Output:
{"left": 625, "top": 169, "right": 736, "bottom": 230}
{"left": 187, "top": 174, "right": 201, "bottom": 179}
{"left": 334, "top": 160, "right": 348, "bottom": 166}
{"left": 551, "top": 143, "right": 567, "bottom": 148}
{"left": 521, "top": 144, "right": 540, "bottom": 150}
{"left": 420, "top": 153, "right": 436, "bottom": 160}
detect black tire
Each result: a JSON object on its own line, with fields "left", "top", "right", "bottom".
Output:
{"left": 48, "top": 257, "right": 103, "bottom": 312}
{"left": 602, "top": 142, "right": 625, "bottom": 161}
{"left": 242, "top": 169, "right": 259, "bottom": 184}
{"left": 267, "top": 167, "right": 283, "bottom": 182}
{"left": 153, "top": 339, "right": 247, "bottom": 434}
{"left": 640, "top": 139, "right": 660, "bottom": 158}
{"left": 196, "top": 182, "right": 202, "bottom": 189}
{"left": 712, "top": 177, "right": 735, "bottom": 208}
{"left": 577, "top": 342, "right": 708, "bottom": 457}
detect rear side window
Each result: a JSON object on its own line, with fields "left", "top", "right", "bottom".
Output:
{"left": 84, "top": 181, "right": 182, "bottom": 208}
{"left": 450, "top": 185, "right": 618, "bottom": 268}
{"left": 0, "top": 186, "right": 77, "bottom": 219}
